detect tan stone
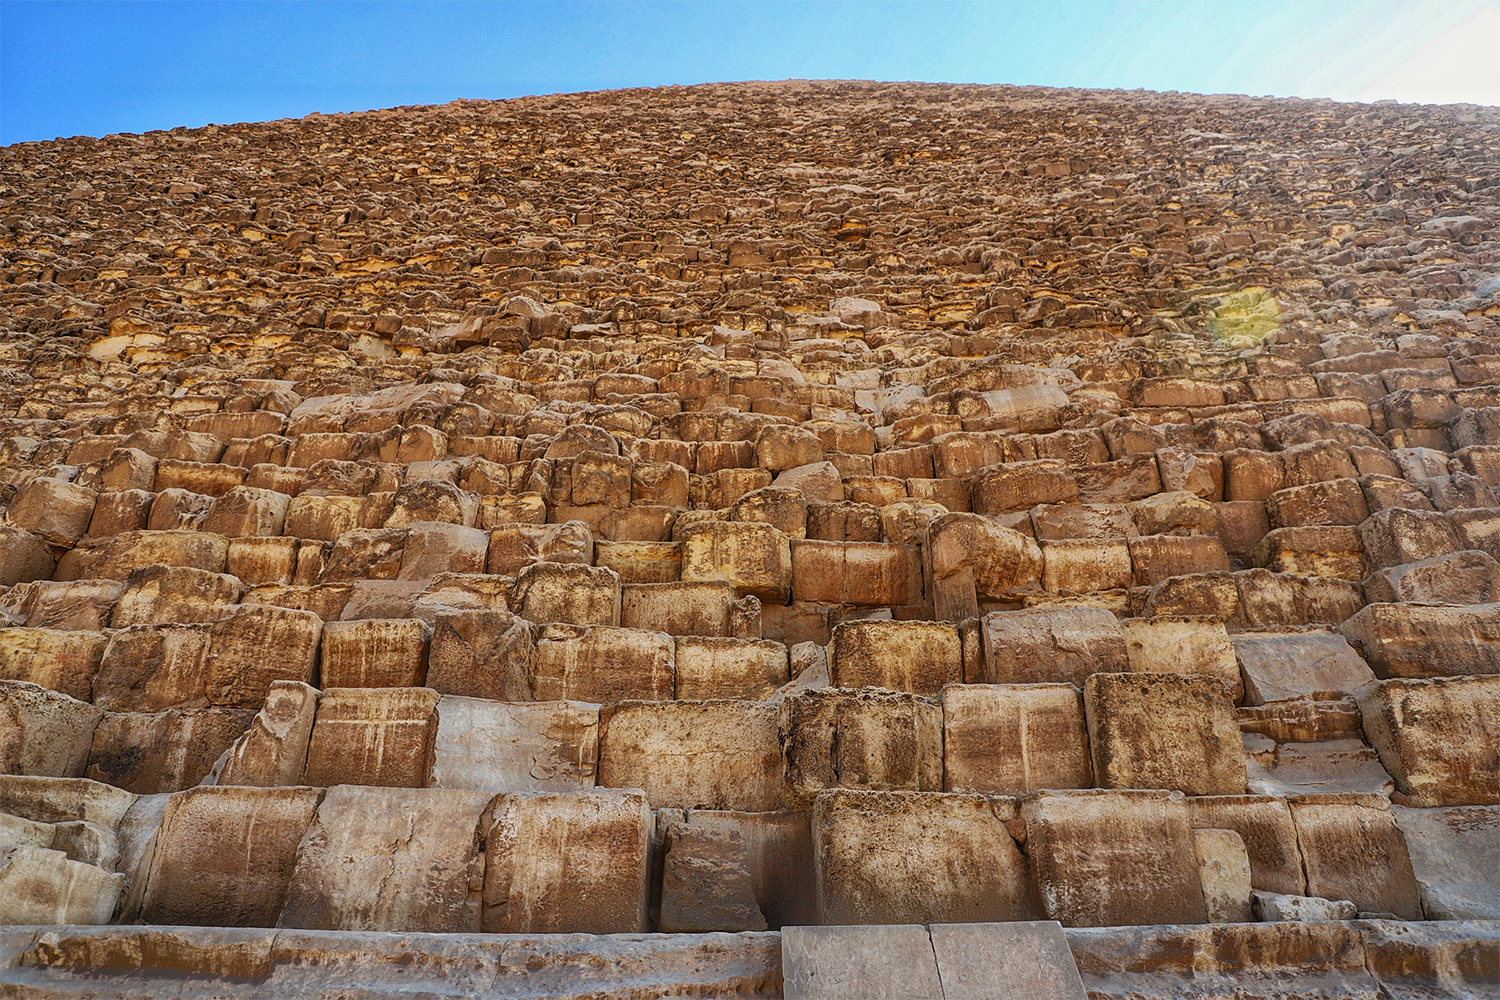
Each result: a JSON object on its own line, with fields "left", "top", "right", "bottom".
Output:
{"left": 598, "top": 700, "right": 781, "bottom": 811}
{"left": 206, "top": 606, "right": 322, "bottom": 708}
{"left": 1192, "top": 827, "right": 1253, "bottom": 922}
{"left": 300, "top": 687, "right": 441, "bottom": 788}
{"left": 0, "top": 627, "right": 108, "bottom": 702}
{"left": 674, "top": 636, "right": 787, "bottom": 700}
{"left": 0, "top": 579, "right": 122, "bottom": 632}
{"left": 1232, "top": 631, "right": 1376, "bottom": 704}
{"left": 429, "top": 696, "right": 598, "bottom": 794}
{"left": 1359, "top": 507, "right": 1461, "bottom": 570}
{"left": 0, "top": 526, "right": 55, "bottom": 586}
{"left": 941, "top": 683, "right": 1092, "bottom": 795}
{"left": 1127, "top": 534, "right": 1231, "bottom": 586}
{"left": 226, "top": 536, "right": 300, "bottom": 586}
{"left": 513, "top": 561, "right": 621, "bottom": 627}
{"left": 481, "top": 788, "right": 651, "bottom": 933}
{"left": 1289, "top": 797, "right": 1422, "bottom": 920}
{"left": 980, "top": 607, "right": 1128, "bottom": 685}
{"left": 927, "top": 512, "right": 1044, "bottom": 611}
{"left": 109, "top": 565, "right": 243, "bottom": 627}
{"left": 0, "top": 681, "right": 103, "bottom": 778}
{"left": 218, "top": 681, "right": 320, "bottom": 788}
{"left": 620, "top": 580, "right": 757, "bottom": 637}
{"left": 200, "top": 486, "right": 290, "bottom": 538}
{"left": 812, "top": 789, "right": 1039, "bottom": 925}
{"left": 972, "top": 460, "right": 1079, "bottom": 513}
{"left": 0, "top": 845, "right": 123, "bottom": 924}
{"left": 778, "top": 688, "right": 943, "bottom": 810}
{"left": 319, "top": 618, "right": 428, "bottom": 688}
{"left": 1084, "top": 672, "right": 1246, "bottom": 796}
{"left": 827, "top": 620, "right": 960, "bottom": 696}
{"left": 87, "top": 707, "right": 251, "bottom": 793}
{"left": 424, "top": 609, "right": 534, "bottom": 700}
{"left": 532, "top": 624, "right": 674, "bottom": 702}
{"left": 680, "top": 522, "right": 792, "bottom": 604}
{"left": 486, "top": 520, "right": 593, "bottom": 577}
{"left": 594, "top": 539, "right": 682, "bottom": 583}
{"left": 55, "top": 530, "right": 229, "bottom": 581}
{"left": 5, "top": 478, "right": 98, "bottom": 546}
{"left": 1187, "top": 794, "right": 1306, "bottom": 896}
{"left": 658, "top": 822, "right": 767, "bottom": 932}
{"left": 1358, "top": 676, "right": 1500, "bottom": 807}
{"left": 1340, "top": 602, "right": 1500, "bottom": 678}
{"left": 1120, "top": 616, "right": 1240, "bottom": 698}
{"left": 1363, "top": 549, "right": 1500, "bottom": 605}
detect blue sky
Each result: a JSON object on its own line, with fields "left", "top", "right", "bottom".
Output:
{"left": 3, "top": 0, "right": 1498, "bottom": 145}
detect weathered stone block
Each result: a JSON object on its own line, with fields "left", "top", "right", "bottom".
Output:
{"left": 0, "top": 526, "right": 55, "bottom": 586}
{"left": 200, "top": 486, "right": 290, "bottom": 538}
{"left": 1358, "top": 676, "right": 1500, "bottom": 807}
{"left": 87, "top": 707, "right": 251, "bottom": 793}
{"left": 1266, "top": 478, "right": 1369, "bottom": 528}
{"left": 0, "top": 681, "right": 103, "bottom": 777}
{"left": 1083, "top": 672, "right": 1246, "bottom": 796}
{"left": 424, "top": 609, "right": 534, "bottom": 700}
{"left": 0, "top": 627, "right": 108, "bottom": 702}
{"left": 1021, "top": 789, "right": 1208, "bottom": 927}
{"left": 55, "top": 530, "right": 230, "bottom": 582}
{"left": 598, "top": 700, "right": 781, "bottom": 811}
{"left": 1251, "top": 525, "right": 1366, "bottom": 580}
{"left": 206, "top": 606, "right": 322, "bottom": 708}
{"left": 429, "top": 696, "right": 598, "bottom": 794}
{"left": 1120, "top": 616, "right": 1240, "bottom": 697}
{"left": 141, "top": 785, "right": 322, "bottom": 926}
{"left": 812, "top": 789, "right": 1039, "bottom": 925}
{"left": 681, "top": 522, "right": 792, "bottom": 604}
{"left": 1041, "top": 537, "right": 1133, "bottom": 593}
{"left": 218, "top": 680, "right": 319, "bottom": 788}
{"left": 1364, "top": 549, "right": 1500, "bottom": 605}
{"left": 1232, "top": 630, "right": 1376, "bottom": 705}
{"left": 827, "top": 620, "right": 960, "bottom": 696}
{"left": 940, "top": 683, "right": 1092, "bottom": 795}
{"left": 790, "top": 540, "right": 923, "bottom": 606}
{"left": 1192, "top": 827, "right": 1253, "bottom": 922}
{"left": 659, "top": 822, "right": 768, "bottom": 932}
{"left": 781, "top": 924, "right": 942, "bottom": 1000}
{"left": 319, "top": 618, "right": 428, "bottom": 688}
{"left": 300, "top": 687, "right": 441, "bottom": 788}
{"left": 1187, "top": 794, "right": 1305, "bottom": 896}
{"left": 971, "top": 460, "right": 1078, "bottom": 513}
{"left": 226, "top": 536, "right": 299, "bottom": 587}
{"left": 486, "top": 520, "right": 593, "bottom": 577}
{"left": 1340, "top": 602, "right": 1500, "bottom": 678}
{"left": 532, "top": 624, "right": 674, "bottom": 702}
{"left": 674, "top": 635, "right": 787, "bottom": 700}
{"left": 513, "top": 561, "right": 621, "bottom": 626}
{"left": 0, "top": 845, "right": 123, "bottom": 924}
{"left": 1391, "top": 804, "right": 1500, "bottom": 919}
{"left": 1127, "top": 534, "right": 1231, "bottom": 587}
{"left": 1288, "top": 797, "right": 1422, "bottom": 919}
{"left": 621, "top": 580, "right": 757, "bottom": 637}
{"left": 482, "top": 788, "right": 651, "bottom": 933}
{"left": 1359, "top": 508, "right": 1461, "bottom": 570}
{"left": 927, "top": 512, "right": 1043, "bottom": 611}
{"left": 779, "top": 688, "right": 942, "bottom": 810}
{"left": 109, "top": 565, "right": 243, "bottom": 628}
{"left": 0, "top": 579, "right": 122, "bottom": 632}
{"left": 980, "top": 608, "right": 1128, "bottom": 685}
{"left": 6, "top": 478, "right": 98, "bottom": 546}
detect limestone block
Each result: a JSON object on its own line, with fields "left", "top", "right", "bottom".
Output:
{"left": 1391, "top": 805, "right": 1500, "bottom": 919}
{"left": 732, "top": 486, "right": 809, "bottom": 539}
{"left": 1130, "top": 490, "right": 1219, "bottom": 536}
{"left": 598, "top": 700, "right": 781, "bottom": 811}
{"left": 532, "top": 624, "right": 674, "bottom": 702}
{"left": 1281, "top": 439, "right": 1358, "bottom": 485}
{"left": 1020, "top": 789, "right": 1209, "bottom": 927}
{"left": 1359, "top": 508, "right": 1461, "bottom": 570}
{"left": 1363, "top": 549, "right": 1500, "bottom": 605}
{"left": 200, "top": 486, "right": 290, "bottom": 538}
{"left": 218, "top": 680, "right": 320, "bottom": 788}
{"left": 1288, "top": 797, "right": 1422, "bottom": 920}
{"left": 675, "top": 635, "right": 787, "bottom": 700}
{"left": 971, "top": 460, "right": 1078, "bottom": 513}
{"left": 771, "top": 461, "right": 843, "bottom": 503}
{"left": 670, "top": 809, "right": 815, "bottom": 929}
{"left": 279, "top": 785, "right": 494, "bottom": 932}
{"left": 301, "top": 687, "right": 441, "bottom": 788}
{"left": 1031, "top": 502, "right": 1134, "bottom": 540}
{"left": 621, "top": 580, "right": 757, "bottom": 637}
{"left": 812, "top": 789, "right": 1039, "bottom": 925}
{"left": 1244, "top": 737, "right": 1396, "bottom": 798}
{"left": 1187, "top": 794, "right": 1306, "bottom": 895}
{"left": 827, "top": 620, "right": 960, "bottom": 696}
{"left": 384, "top": 479, "right": 478, "bottom": 528}
{"left": 141, "top": 785, "right": 322, "bottom": 926}
{"left": 1041, "top": 537, "right": 1133, "bottom": 593}
{"left": 319, "top": 528, "right": 406, "bottom": 581}
{"left": 5, "top": 478, "right": 98, "bottom": 546}
{"left": 1120, "top": 616, "right": 1240, "bottom": 697}
{"left": 109, "top": 565, "right": 243, "bottom": 628}
{"left": 681, "top": 522, "right": 792, "bottom": 604}
{"left": 206, "top": 606, "right": 322, "bottom": 708}
{"left": 55, "top": 530, "right": 230, "bottom": 582}
{"left": 513, "top": 561, "right": 621, "bottom": 627}
{"left": 0, "top": 627, "right": 107, "bottom": 702}
{"left": 482, "top": 788, "right": 651, "bottom": 933}
{"left": 941, "top": 683, "right": 1092, "bottom": 795}
{"left": 1192, "top": 827, "right": 1253, "bottom": 922}
{"left": 395, "top": 521, "right": 488, "bottom": 581}
{"left": 0, "top": 527, "right": 54, "bottom": 586}
{"left": 0, "top": 579, "right": 122, "bottom": 632}
{"left": 1232, "top": 631, "right": 1376, "bottom": 704}
{"left": 594, "top": 540, "right": 681, "bottom": 584}
{"left": 409, "top": 573, "right": 511, "bottom": 622}
{"left": 0, "top": 845, "right": 123, "bottom": 924}
{"left": 789, "top": 540, "right": 922, "bottom": 606}
{"left": 87, "top": 707, "right": 252, "bottom": 793}
{"left": 424, "top": 610, "right": 534, "bottom": 701}
{"left": 570, "top": 450, "right": 632, "bottom": 507}
{"left": 429, "top": 696, "right": 598, "bottom": 794}
{"left": 1358, "top": 676, "right": 1500, "bottom": 807}
{"left": 486, "top": 520, "right": 593, "bottom": 578}
{"left": 1340, "top": 602, "right": 1500, "bottom": 678}
{"left": 99, "top": 447, "right": 157, "bottom": 492}
{"left": 779, "top": 688, "right": 943, "bottom": 810}
{"left": 1251, "top": 890, "right": 1357, "bottom": 921}
{"left": 226, "top": 536, "right": 299, "bottom": 587}
{"left": 244, "top": 583, "right": 354, "bottom": 621}
{"left": 927, "top": 512, "right": 1044, "bottom": 606}
{"left": 781, "top": 924, "right": 942, "bottom": 1000}
{"left": 1251, "top": 525, "right": 1366, "bottom": 580}
{"left": 0, "top": 811, "right": 55, "bottom": 850}
{"left": 927, "top": 921, "right": 1089, "bottom": 1000}
{"left": 1126, "top": 534, "right": 1231, "bottom": 587}
{"left": 1084, "top": 672, "right": 1246, "bottom": 796}
{"left": 0, "top": 775, "right": 137, "bottom": 827}
{"left": 319, "top": 619, "right": 428, "bottom": 688}
{"left": 980, "top": 608, "right": 1129, "bottom": 685}
{"left": 659, "top": 822, "right": 767, "bottom": 932}
{"left": 1266, "top": 478, "right": 1370, "bottom": 528}
{"left": 0, "top": 681, "right": 103, "bottom": 777}
{"left": 283, "top": 495, "right": 364, "bottom": 541}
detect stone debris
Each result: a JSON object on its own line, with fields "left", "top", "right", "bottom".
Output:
{"left": 1, "top": 78, "right": 1499, "bottom": 997}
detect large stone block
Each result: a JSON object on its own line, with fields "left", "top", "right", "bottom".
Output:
{"left": 481, "top": 788, "right": 651, "bottom": 933}
{"left": 319, "top": 619, "right": 428, "bottom": 688}
{"left": 0, "top": 681, "right": 103, "bottom": 778}
{"left": 1340, "top": 602, "right": 1500, "bottom": 678}
{"left": 0, "top": 526, "right": 55, "bottom": 586}
{"left": 279, "top": 784, "right": 494, "bottom": 932}
{"left": 659, "top": 821, "right": 767, "bottom": 932}
{"left": 1359, "top": 508, "right": 1461, "bottom": 570}
{"left": 979, "top": 608, "right": 1128, "bottom": 685}
{"left": 93, "top": 624, "right": 212, "bottom": 712}
{"left": 927, "top": 512, "right": 1043, "bottom": 612}
{"left": 206, "top": 606, "right": 322, "bottom": 708}
{"left": 0, "top": 775, "right": 137, "bottom": 827}
{"left": 779, "top": 688, "right": 942, "bottom": 810}
{"left": 5, "top": 478, "right": 98, "bottom": 546}
{"left": 1, "top": 579, "right": 122, "bottom": 632}
{"left": 941, "top": 683, "right": 1092, "bottom": 795}
{"left": 200, "top": 486, "right": 290, "bottom": 538}
{"left": 971, "top": 460, "right": 1078, "bottom": 513}
{"left": 109, "top": 565, "right": 243, "bottom": 627}
{"left": 300, "top": 687, "right": 441, "bottom": 788}
{"left": 781, "top": 924, "right": 942, "bottom": 1000}
{"left": 513, "top": 561, "right": 621, "bottom": 627}
{"left": 681, "top": 522, "right": 792, "bottom": 604}
{"left": 827, "top": 620, "right": 960, "bottom": 696}
{"left": 87, "top": 707, "right": 251, "bottom": 793}
{"left": 429, "top": 696, "right": 598, "bottom": 794}
{"left": 1391, "top": 804, "right": 1500, "bottom": 919}
{"left": 620, "top": 580, "right": 758, "bottom": 637}
{"left": 1288, "top": 796, "right": 1422, "bottom": 920}
{"left": 396, "top": 521, "right": 489, "bottom": 580}
{"left": 0, "top": 627, "right": 107, "bottom": 702}
{"left": 927, "top": 921, "right": 1089, "bottom": 1000}
{"left": 140, "top": 785, "right": 322, "bottom": 926}
{"left": 1084, "top": 673, "right": 1246, "bottom": 796}
{"left": 55, "top": 530, "right": 230, "bottom": 581}
{"left": 789, "top": 540, "right": 922, "bottom": 606}
{"left": 424, "top": 610, "right": 534, "bottom": 701}
{"left": 1363, "top": 549, "right": 1500, "bottom": 605}
{"left": 1358, "top": 676, "right": 1500, "bottom": 807}
{"left": 1120, "top": 615, "right": 1241, "bottom": 698}
{"left": 670, "top": 809, "right": 814, "bottom": 929}
{"left": 532, "top": 624, "right": 674, "bottom": 702}
{"left": 1192, "top": 827, "right": 1253, "bottom": 923}
{"left": 218, "top": 680, "right": 319, "bottom": 788}
{"left": 812, "top": 789, "right": 1039, "bottom": 925}
{"left": 0, "top": 845, "right": 123, "bottom": 924}
{"left": 1021, "top": 789, "right": 1209, "bottom": 927}
{"left": 1187, "top": 794, "right": 1306, "bottom": 896}
{"left": 485, "top": 520, "right": 594, "bottom": 577}
{"left": 599, "top": 700, "right": 781, "bottom": 811}
{"left": 1231, "top": 630, "right": 1376, "bottom": 705}
{"left": 1041, "top": 538, "right": 1133, "bottom": 593}
{"left": 674, "top": 636, "right": 787, "bottom": 700}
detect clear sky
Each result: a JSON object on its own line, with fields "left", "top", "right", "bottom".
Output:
{"left": 3, "top": 0, "right": 1498, "bottom": 146}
